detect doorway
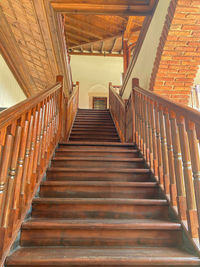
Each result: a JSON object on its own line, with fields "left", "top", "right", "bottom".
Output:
{"left": 93, "top": 97, "right": 107, "bottom": 110}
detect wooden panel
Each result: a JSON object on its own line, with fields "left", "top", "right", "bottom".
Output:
{"left": 0, "top": 0, "right": 73, "bottom": 96}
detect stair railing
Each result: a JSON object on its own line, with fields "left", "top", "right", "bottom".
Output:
{"left": 109, "top": 83, "right": 126, "bottom": 142}
{"left": 132, "top": 79, "right": 200, "bottom": 248}
{"left": 65, "top": 81, "right": 79, "bottom": 141}
{"left": 0, "top": 75, "right": 78, "bottom": 264}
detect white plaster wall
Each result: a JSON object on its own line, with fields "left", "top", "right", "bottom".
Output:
{"left": 122, "top": 0, "right": 171, "bottom": 99}
{"left": 0, "top": 55, "right": 26, "bottom": 107}
{"left": 70, "top": 55, "right": 123, "bottom": 109}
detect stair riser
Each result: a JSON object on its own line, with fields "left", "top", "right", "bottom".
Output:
{"left": 69, "top": 138, "right": 120, "bottom": 142}
{"left": 32, "top": 203, "right": 169, "bottom": 219}
{"left": 51, "top": 160, "right": 145, "bottom": 169}
{"left": 46, "top": 171, "right": 151, "bottom": 182}
{"left": 21, "top": 229, "right": 181, "bottom": 247}
{"left": 40, "top": 186, "right": 161, "bottom": 199}
{"left": 70, "top": 133, "right": 119, "bottom": 137}
{"left": 54, "top": 151, "right": 140, "bottom": 158}
{"left": 70, "top": 135, "right": 119, "bottom": 139}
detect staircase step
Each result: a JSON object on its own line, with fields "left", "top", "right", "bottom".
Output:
{"left": 55, "top": 149, "right": 139, "bottom": 158}
{"left": 32, "top": 198, "right": 169, "bottom": 219}
{"left": 51, "top": 157, "right": 145, "bottom": 168}
{"left": 40, "top": 181, "right": 161, "bottom": 199}
{"left": 46, "top": 167, "right": 151, "bottom": 182}
{"left": 70, "top": 132, "right": 119, "bottom": 137}
{"left": 6, "top": 247, "right": 200, "bottom": 266}
{"left": 21, "top": 218, "right": 181, "bottom": 247}
{"left": 69, "top": 137, "right": 120, "bottom": 142}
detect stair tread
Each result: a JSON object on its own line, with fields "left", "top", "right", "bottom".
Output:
{"left": 33, "top": 198, "right": 168, "bottom": 205}
{"left": 56, "top": 148, "right": 138, "bottom": 153}
{"left": 41, "top": 181, "right": 157, "bottom": 187}
{"left": 48, "top": 167, "right": 150, "bottom": 173}
{"left": 60, "top": 141, "right": 134, "bottom": 146}
{"left": 52, "top": 157, "right": 143, "bottom": 162}
{"left": 7, "top": 247, "right": 200, "bottom": 265}
{"left": 22, "top": 218, "right": 180, "bottom": 230}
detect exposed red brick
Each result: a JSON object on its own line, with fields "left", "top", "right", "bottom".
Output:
{"left": 150, "top": 0, "right": 200, "bottom": 104}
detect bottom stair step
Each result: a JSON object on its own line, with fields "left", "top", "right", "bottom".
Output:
{"left": 6, "top": 247, "right": 200, "bottom": 266}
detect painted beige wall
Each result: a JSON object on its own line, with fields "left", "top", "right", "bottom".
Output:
{"left": 194, "top": 66, "right": 200, "bottom": 85}
{"left": 70, "top": 55, "right": 123, "bottom": 109}
{"left": 0, "top": 55, "right": 26, "bottom": 107}
{"left": 122, "top": 0, "right": 171, "bottom": 99}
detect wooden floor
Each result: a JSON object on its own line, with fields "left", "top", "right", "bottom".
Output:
{"left": 6, "top": 110, "right": 200, "bottom": 266}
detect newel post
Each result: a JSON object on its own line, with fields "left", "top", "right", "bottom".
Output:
{"left": 56, "top": 75, "right": 64, "bottom": 141}
{"left": 132, "top": 78, "right": 139, "bottom": 144}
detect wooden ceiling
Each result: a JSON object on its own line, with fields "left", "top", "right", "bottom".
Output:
{"left": 0, "top": 0, "right": 157, "bottom": 96}
{"left": 65, "top": 15, "right": 145, "bottom": 56}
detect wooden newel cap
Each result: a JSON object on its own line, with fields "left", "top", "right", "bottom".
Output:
{"left": 56, "top": 75, "right": 64, "bottom": 83}
{"left": 132, "top": 78, "right": 139, "bottom": 89}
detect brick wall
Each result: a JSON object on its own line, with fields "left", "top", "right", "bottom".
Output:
{"left": 150, "top": 0, "right": 200, "bottom": 104}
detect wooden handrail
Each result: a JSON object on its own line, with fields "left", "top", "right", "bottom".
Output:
{"left": 109, "top": 83, "right": 126, "bottom": 142}
{"left": 132, "top": 79, "right": 200, "bottom": 248}
{"left": 0, "top": 76, "right": 68, "bottom": 264}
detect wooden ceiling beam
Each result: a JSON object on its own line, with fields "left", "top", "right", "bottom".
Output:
{"left": 51, "top": 1, "right": 157, "bottom": 16}
{"left": 101, "top": 41, "right": 104, "bottom": 53}
{"left": 110, "top": 38, "right": 117, "bottom": 53}
{"left": 69, "top": 51, "right": 123, "bottom": 57}
{"left": 124, "top": 16, "right": 142, "bottom": 40}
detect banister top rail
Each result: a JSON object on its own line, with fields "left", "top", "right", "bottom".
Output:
{"left": 0, "top": 83, "right": 61, "bottom": 129}
{"left": 134, "top": 86, "right": 200, "bottom": 130}
{"left": 68, "top": 82, "right": 79, "bottom": 104}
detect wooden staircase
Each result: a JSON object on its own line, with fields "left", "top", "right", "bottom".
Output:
{"left": 69, "top": 109, "right": 120, "bottom": 142}
{"left": 5, "top": 110, "right": 200, "bottom": 266}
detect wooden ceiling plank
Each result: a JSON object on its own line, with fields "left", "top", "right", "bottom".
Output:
{"left": 64, "top": 23, "right": 103, "bottom": 40}
{"left": 66, "top": 15, "right": 114, "bottom": 37}
{"left": 124, "top": 16, "right": 142, "bottom": 40}
{"left": 66, "top": 31, "right": 92, "bottom": 43}
{"left": 51, "top": 1, "right": 157, "bottom": 16}
{"left": 70, "top": 34, "right": 122, "bottom": 49}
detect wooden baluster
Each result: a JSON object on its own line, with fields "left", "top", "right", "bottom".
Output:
{"left": 164, "top": 110, "right": 177, "bottom": 207}
{"left": 19, "top": 115, "right": 33, "bottom": 215}
{"left": 170, "top": 111, "right": 187, "bottom": 221}
{"left": 147, "top": 99, "right": 153, "bottom": 172}
{"left": 150, "top": 101, "right": 158, "bottom": 179}
{"left": 27, "top": 111, "right": 39, "bottom": 198}
{"left": 141, "top": 95, "right": 146, "bottom": 158}
{"left": 159, "top": 106, "right": 170, "bottom": 195}
{"left": 188, "top": 121, "right": 200, "bottom": 242}
{"left": 2, "top": 126, "right": 21, "bottom": 231}
{"left": 37, "top": 104, "right": 45, "bottom": 176}
{"left": 33, "top": 107, "right": 43, "bottom": 182}
{"left": 144, "top": 97, "right": 150, "bottom": 166}
{"left": 135, "top": 93, "right": 139, "bottom": 147}
{"left": 155, "top": 104, "right": 164, "bottom": 187}
{"left": 0, "top": 134, "right": 13, "bottom": 225}
{"left": 177, "top": 116, "right": 198, "bottom": 238}
{"left": 132, "top": 78, "right": 139, "bottom": 144}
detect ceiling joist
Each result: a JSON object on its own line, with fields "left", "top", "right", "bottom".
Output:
{"left": 51, "top": 0, "right": 157, "bottom": 16}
